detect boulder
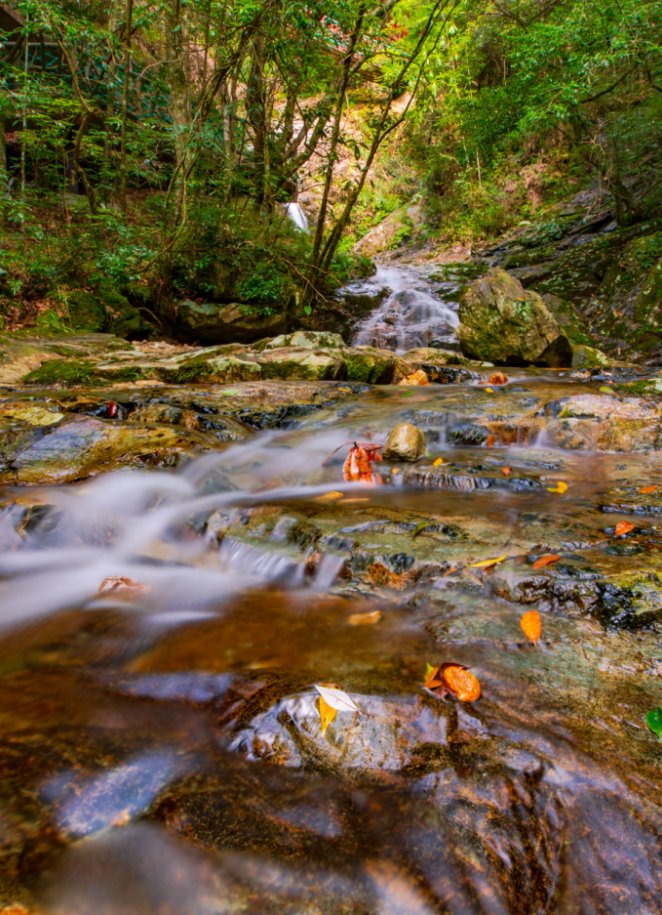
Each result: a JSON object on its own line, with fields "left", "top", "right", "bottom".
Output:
{"left": 257, "top": 347, "right": 346, "bottom": 381}
{"left": 571, "top": 344, "right": 611, "bottom": 369}
{"left": 175, "top": 300, "right": 285, "bottom": 344}
{"left": 261, "top": 331, "right": 345, "bottom": 351}
{"left": 458, "top": 268, "right": 572, "bottom": 367}
{"left": 382, "top": 422, "right": 426, "bottom": 461}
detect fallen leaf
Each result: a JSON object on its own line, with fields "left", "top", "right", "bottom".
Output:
{"left": 489, "top": 372, "right": 509, "bottom": 385}
{"left": 318, "top": 696, "right": 337, "bottom": 735}
{"left": 97, "top": 576, "right": 148, "bottom": 600}
{"left": 486, "top": 434, "right": 495, "bottom": 447}
{"left": 501, "top": 466, "right": 511, "bottom": 476}
{"left": 441, "top": 664, "right": 481, "bottom": 702}
{"left": 532, "top": 553, "right": 561, "bottom": 569}
{"left": 638, "top": 485, "right": 659, "bottom": 495}
{"left": 485, "top": 386, "right": 495, "bottom": 394}
{"left": 469, "top": 554, "right": 508, "bottom": 569}
{"left": 314, "top": 684, "right": 361, "bottom": 714}
{"left": 399, "top": 369, "right": 429, "bottom": 386}
{"left": 432, "top": 457, "right": 444, "bottom": 467}
{"left": 547, "top": 481, "right": 568, "bottom": 494}
{"left": 645, "top": 707, "right": 662, "bottom": 740}
{"left": 322, "top": 441, "right": 383, "bottom": 465}
{"left": 315, "top": 491, "right": 344, "bottom": 502}
{"left": 391, "top": 467, "right": 400, "bottom": 475}
{"left": 412, "top": 521, "right": 429, "bottom": 538}
{"left": 348, "top": 610, "right": 382, "bottom": 626}
{"left": 343, "top": 443, "right": 381, "bottom": 484}
{"left": 424, "top": 662, "right": 443, "bottom": 689}
{"left": 520, "top": 610, "right": 542, "bottom": 643}
{"left": 614, "top": 520, "right": 635, "bottom": 537}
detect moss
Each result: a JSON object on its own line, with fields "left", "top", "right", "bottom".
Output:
{"left": 344, "top": 352, "right": 395, "bottom": 383}
{"left": 24, "top": 358, "right": 96, "bottom": 385}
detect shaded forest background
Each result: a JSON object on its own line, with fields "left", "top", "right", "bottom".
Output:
{"left": 0, "top": 0, "right": 659, "bottom": 338}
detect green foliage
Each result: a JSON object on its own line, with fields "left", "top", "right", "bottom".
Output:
{"left": 25, "top": 358, "right": 95, "bottom": 384}
{"left": 646, "top": 707, "right": 662, "bottom": 740}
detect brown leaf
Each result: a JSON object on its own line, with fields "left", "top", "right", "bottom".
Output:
{"left": 520, "top": 610, "right": 542, "bottom": 643}
{"left": 441, "top": 664, "right": 481, "bottom": 702}
{"left": 489, "top": 372, "right": 509, "bottom": 385}
{"left": 532, "top": 553, "right": 560, "bottom": 569}
{"left": 97, "top": 576, "right": 148, "bottom": 600}
{"left": 348, "top": 610, "right": 382, "bottom": 626}
{"left": 614, "top": 520, "right": 635, "bottom": 537}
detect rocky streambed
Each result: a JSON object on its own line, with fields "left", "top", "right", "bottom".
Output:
{"left": 0, "top": 327, "right": 661, "bottom": 913}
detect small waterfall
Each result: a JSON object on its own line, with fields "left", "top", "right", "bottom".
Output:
{"left": 348, "top": 264, "right": 460, "bottom": 352}
{"left": 285, "top": 202, "right": 309, "bottom": 233}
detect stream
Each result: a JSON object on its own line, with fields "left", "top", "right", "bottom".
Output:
{"left": 0, "top": 264, "right": 661, "bottom": 914}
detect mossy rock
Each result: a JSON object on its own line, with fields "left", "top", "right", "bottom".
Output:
{"left": 24, "top": 358, "right": 98, "bottom": 385}
{"left": 571, "top": 344, "right": 611, "bottom": 369}
{"left": 66, "top": 290, "right": 107, "bottom": 333}
{"left": 597, "top": 571, "right": 662, "bottom": 629}
{"left": 343, "top": 347, "right": 397, "bottom": 383}
{"left": 458, "top": 268, "right": 571, "bottom": 367}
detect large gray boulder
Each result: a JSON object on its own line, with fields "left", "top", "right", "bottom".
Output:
{"left": 176, "top": 300, "right": 286, "bottom": 344}
{"left": 458, "top": 269, "right": 572, "bottom": 366}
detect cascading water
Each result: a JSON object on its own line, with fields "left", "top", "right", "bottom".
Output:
{"left": 285, "top": 201, "right": 310, "bottom": 233}
{"left": 348, "top": 263, "right": 461, "bottom": 351}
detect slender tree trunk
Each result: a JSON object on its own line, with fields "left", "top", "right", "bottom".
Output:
{"left": 119, "top": 0, "right": 134, "bottom": 212}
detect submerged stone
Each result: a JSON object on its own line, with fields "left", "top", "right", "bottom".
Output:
{"left": 382, "top": 422, "right": 426, "bottom": 461}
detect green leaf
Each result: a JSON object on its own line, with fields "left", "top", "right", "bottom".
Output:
{"left": 645, "top": 707, "right": 662, "bottom": 740}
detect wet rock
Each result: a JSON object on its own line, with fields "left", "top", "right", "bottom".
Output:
{"left": 257, "top": 347, "right": 346, "bottom": 381}
{"left": 382, "top": 422, "right": 426, "bottom": 461}
{"left": 543, "top": 394, "right": 662, "bottom": 452}
{"left": 446, "top": 420, "right": 488, "bottom": 446}
{"left": 342, "top": 346, "right": 399, "bottom": 383}
{"left": 261, "top": 331, "right": 345, "bottom": 350}
{"left": 571, "top": 344, "right": 612, "bottom": 369}
{"left": 175, "top": 300, "right": 285, "bottom": 344}
{"left": 458, "top": 268, "right": 572, "bottom": 366}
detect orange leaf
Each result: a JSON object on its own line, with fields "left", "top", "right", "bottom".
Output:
{"left": 532, "top": 553, "right": 560, "bottom": 569}
{"left": 343, "top": 444, "right": 375, "bottom": 483}
{"left": 433, "top": 457, "right": 444, "bottom": 467}
{"left": 638, "top": 485, "right": 658, "bottom": 495}
{"left": 614, "top": 521, "right": 635, "bottom": 537}
{"left": 424, "top": 662, "right": 443, "bottom": 689}
{"left": 348, "top": 610, "right": 382, "bottom": 626}
{"left": 501, "top": 466, "right": 511, "bottom": 476}
{"left": 520, "top": 610, "right": 542, "bottom": 643}
{"left": 318, "top": 696, "right": 337, "bottom": 735}
{"left": 486, "top": 434, "right": 495, "bottom": 447}
{"left": 399, "top": 369, "right": 429, "bottom": 386}
{"left": 489, "top": 372, "right": 509, "bottom": 386}
{"left": 441, "top": 664, "right": 481, "bottom": 702}
{"left": 97, "top": 576, "right": 148, "bottom": 600}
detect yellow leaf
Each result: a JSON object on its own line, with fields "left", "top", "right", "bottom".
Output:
{"left": 547, "top": 481, "right": 568, "bottom": 494}
{"left": 318, "top": 696, "right": 337, "bottom": 735}
{"left": 432, "top": 457, "right": 444, "bottom": 467}
{"left": 316, "top": 491, "right": 344, "bottom": 502}
{"left": 424, "top": 662, "right": 442, "bottom": 689}
{"left": 348, "top": 610, "right": 382, "bottom": 626}
{"left": 485, "top": 387, "right": 494, "bottom": 393}
{"left": 391, "top": 467, "right": 400, "bottom": 475}
{"left": 469, "top": 554, "right": 508, "bottom": 569}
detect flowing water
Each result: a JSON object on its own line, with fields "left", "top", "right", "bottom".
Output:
{"left": 0, "top": 290, "right": 661, "bottom": 912}
{"left": 350, "top": 264, "right": 462, "bottom": 351}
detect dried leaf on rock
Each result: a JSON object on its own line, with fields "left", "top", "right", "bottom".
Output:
{"left": 532, "top": 553, "right": 560, "bottom": 569}
{"left": 399, "top": 370, "right": 429, "bottom": 386}
{"left": 501, "top": 466, "right": 511, "bottom": 476}
{"left": 638, "top": 485, "right": 659, "bottom": 495}
{"left": 348, "top": 610, "right": 382, "bottom": 626}
{"left": 441, "top": 664, "right": 481, "bottom": 702}
{"left": 432, "top": 457, "right": 444, "bottom": 467}
{"left": 314, "top": 684, "right": 361, "bottom": 713}
{"left": 343, "top": 443, "right": 382, "bottom": 484}
{"left": 520, "top": 610, "right": 542, "bottom": 643}
{"left": 486, "top": 434, "right": 495, "bottom": 447}
{"left": 489, "top": 372, "right": 509, "bottom": 386}
{"left": 97, "top": 576, "right": 148, "bottom": 600}
{"left": 614, "top": 521, "right": 635, "bottom": 537}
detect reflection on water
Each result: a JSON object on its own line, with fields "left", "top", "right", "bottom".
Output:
{"left": 0, "top": 372, "right": 660, "bottom": 913}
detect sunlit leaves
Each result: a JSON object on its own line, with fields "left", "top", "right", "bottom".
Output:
{"left": 645, "top": 708, "right": 662, "bottom": 740}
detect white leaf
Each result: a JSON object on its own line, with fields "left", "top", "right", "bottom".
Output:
{"left": 313, "top": 684, "right": 361, "bottom": 714}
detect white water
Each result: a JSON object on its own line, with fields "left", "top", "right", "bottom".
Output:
{"left": 285, "top": 202, "right": 309, "bottom": 233}
{"left": 349, "top": 264, "right": 460, "bottom": 352}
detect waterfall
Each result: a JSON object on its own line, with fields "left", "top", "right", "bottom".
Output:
{"left": 285, "top": 202, "right": 310, "bottom": 233}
